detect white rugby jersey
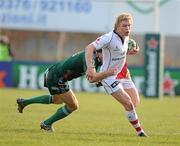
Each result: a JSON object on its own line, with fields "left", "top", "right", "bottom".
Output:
{"left": 92, "top": 31, "right": 129, "bottom": 74}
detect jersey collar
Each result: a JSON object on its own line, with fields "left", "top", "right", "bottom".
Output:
{"left": 113, "top": 30, "right": 124, "bottom": 44}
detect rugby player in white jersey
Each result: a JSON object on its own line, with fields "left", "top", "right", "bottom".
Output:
{"left": 85, "top": 13, "right": 147, "bottom": 137}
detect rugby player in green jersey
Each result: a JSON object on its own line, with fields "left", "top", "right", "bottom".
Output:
{"left": 16, "top": 50, "right": 116, "bottom": 132}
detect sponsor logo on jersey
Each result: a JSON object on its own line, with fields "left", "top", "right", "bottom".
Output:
{"left": 112, "top": 55, "right": 125, "bottom": 61}
{"left": 113, "top": 46, "right": 120, "bottom": 51}
{"left": 112, "top": 58, "right": 121, "bottom": 61}
{"left": 121, "top": 51, "right": 126, "bottom": 56}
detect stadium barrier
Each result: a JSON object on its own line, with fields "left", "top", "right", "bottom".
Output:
{"left": 0, "top": 61, "right": 180, "bottom": 96}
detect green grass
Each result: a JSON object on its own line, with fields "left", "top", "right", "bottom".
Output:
{"left": 0, "top": 88, "right": 180, "bottom": 146}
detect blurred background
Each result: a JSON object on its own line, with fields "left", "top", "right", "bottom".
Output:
{"left": 0, "top": 0, "right": 180, "bottom": 96}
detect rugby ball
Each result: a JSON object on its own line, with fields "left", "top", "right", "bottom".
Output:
{"left": 128, "top": 39, "right": 136, "bottom": 51}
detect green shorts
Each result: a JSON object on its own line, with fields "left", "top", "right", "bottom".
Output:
{"left": 44, "top": 70, "right": 70, "bottom": 95}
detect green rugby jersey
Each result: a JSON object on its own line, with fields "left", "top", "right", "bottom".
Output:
{"left": 47, "top": 50, "right": 102, "bottom": 83}
{"left": 47, "top": 50, "right": 87, "bottom": 82}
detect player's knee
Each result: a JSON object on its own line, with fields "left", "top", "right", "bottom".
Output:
{"left": 68, "top": 102, "right": 79, "bottom": 112}
{"left": 72, "top": 103, "right": 79, "bottom": 111}
{"left": 124, "top": 100, "right": 134, "bottom": 111}
{"left": 135, "top": 98, "right": 140, "bottom": 107}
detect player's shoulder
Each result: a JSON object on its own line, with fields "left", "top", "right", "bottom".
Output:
{"left": 103, "top": 31, "right": 114, "bottom": 41}
{"left": 92, "top": 31, "right": 114, "bottom": 48}
{"left": 99, "top": 31, "right": 113, "bottom": 43}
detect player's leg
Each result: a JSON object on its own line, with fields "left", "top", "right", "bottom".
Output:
{"left": 16, "top": 95, "right": 53, "bottom": 113}
{"left": 102, "top": 77, "right": 146, "bottom": 137}
{"left": 16, "top": 70, "right": 70, "bottom": 113}
{"left": 41, "top": 89, "right": 78, "bottom": 132}
{"left": 120, "top": 79, "right": 140, "bottom": 107}
{"left": 16, "top": 94, "right": 68, "bottom": 113}
{"left": 16, "top": 70, "right": 55, "bottom": 113}
{"left": 111, "top": 89, "right": 146, "bottom": 137}
{"left": 124, "top": 87, "right": 140, "bottom": 107}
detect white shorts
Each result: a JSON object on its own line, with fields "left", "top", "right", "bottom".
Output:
{"left": 118, "top": 78, "right": 136, "bottom": 89}
{"left": 101, "top": 76, "right": 123, "bottom": 94}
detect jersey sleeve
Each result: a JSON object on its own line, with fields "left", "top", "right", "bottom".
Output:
{"left": 92, "top": 33, "right": 111, "bottom": 50}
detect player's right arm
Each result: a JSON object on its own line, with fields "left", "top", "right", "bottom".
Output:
{"left": 85, "top": 33, "right": 116, "bottom": 83}
{"left": 85, "top": 43, "right": 96, "bottom": 81}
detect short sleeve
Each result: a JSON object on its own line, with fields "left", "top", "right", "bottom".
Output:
{"left": 92, "top": 33, "right": 112, "bottom": 50}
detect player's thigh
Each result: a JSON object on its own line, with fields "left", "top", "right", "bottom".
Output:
{"left": 54, "top": 89, "right": 79, "bottom": 110}
{"left": 102, "top": 77, "right": 131, "bottom": 104}
{"left": 120, "top": 78, "right": 135, "bottom": 89}
{"left": 102, "top": 77, "right": 133, "bottom": 110}
{"left": 120, "top": 79, "right": 140, "bottom": 106}
{"left": 62, "top": 89, "right": 78, "bottom": 106}
{"left": 111, "top": 89, "right": 134, "bottom": 111}
{"left": 101, "top": 76, "right": 123, "bottom": 94}
{"left": 111, "top": 88, "right": 132, "bottom": 105}
{"left": 52, "top": 94, "right": 64, "bottom": 104}
{"left": 124, "top": 88, "right": 140, "bottom": 107}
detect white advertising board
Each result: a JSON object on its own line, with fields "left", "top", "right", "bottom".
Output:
{"left": 0, "top": 0, "right": 179, "bottom": 35}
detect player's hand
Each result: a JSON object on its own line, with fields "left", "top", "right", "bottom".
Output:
{"left": 106, "top": 67, "right": 118, "bottom": 76}
{"left": 86, "top": 67, "right": 117, "bottom": 83}
{"left": 95, "top": 81, "right": 102, "bottom": 87}
{"left": 127, "top": 45, "right": 139, "bottom": 55}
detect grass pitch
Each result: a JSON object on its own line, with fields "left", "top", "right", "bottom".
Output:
{"left": 0, "top": 88, "right": 180, "bottom": 146}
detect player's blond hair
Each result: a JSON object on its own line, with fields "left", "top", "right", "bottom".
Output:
{"left": 114, "top": 13, "right": 133, "bottom": 30}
